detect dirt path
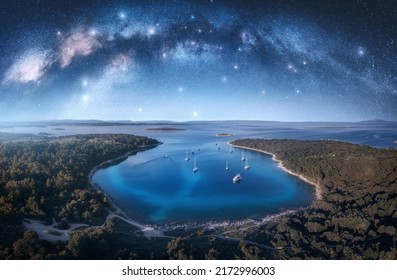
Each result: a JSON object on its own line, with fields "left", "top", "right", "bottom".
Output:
{"left": 23, "top": 211, "right": 172, "bottom": 243}
{"left": 23, "top": 218, "right": 89, "bottom": 242}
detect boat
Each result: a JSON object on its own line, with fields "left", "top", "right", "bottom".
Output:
{"left": 241, "top": 150, "right": 245, "bottom": 161}
{"left": 233, "top": 173, "right": 242, "bottom": 183}
{"left": 225, "top": 161, "right": 229, "bottom": 171}
{"left": 244, "top": 155, "right": 250, "bottom": 170}
{"left": 230, "top": 149, "right": 233, "bottom": 153}
{"left": 185, "top": 151, "right": 190, "bottom": 161}
{"left": 193, "top": 157, "right": 198, "bottom": 173}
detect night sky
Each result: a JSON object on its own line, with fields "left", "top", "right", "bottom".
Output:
{"left": 0, "top": 0, "right": 396, "bottom": 121}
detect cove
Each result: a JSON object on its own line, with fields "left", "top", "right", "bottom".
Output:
{"left": 92, "top": 140, "right": 315, "bottom": 225}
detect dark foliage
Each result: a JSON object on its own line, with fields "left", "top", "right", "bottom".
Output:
{"left": 0, "top": 134, "right": 159, "bottom": 259}
{"left": 231, "top": 139, "right": 397, "bottom": 259}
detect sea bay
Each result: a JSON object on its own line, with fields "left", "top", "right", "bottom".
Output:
{"left": 2, "top": 120, "right": 397, "bottom": 225}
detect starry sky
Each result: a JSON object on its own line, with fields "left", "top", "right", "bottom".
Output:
{"left": 0, "top": 0, "right": 396, "bottom": 122}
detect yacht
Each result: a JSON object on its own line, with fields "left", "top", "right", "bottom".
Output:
{"left": 241, "top": 150, "right": 245, "bottom": 161}
{"left": 185, "top": 151, "right": 190, "bottom": 161}
{"left": 225, "top": 161, "right": 229, "bottom": 171}
{"left": 233, "top": 173, "right": 242, "bottom": 183}
{"left": 193, "top": 157, "right": 198, "bottom": 173}
{"left": 244, "top": 155, "right": 250, "bottom": 170}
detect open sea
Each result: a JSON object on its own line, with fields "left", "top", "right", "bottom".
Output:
{"left": 2, "top": 120, "right": 396, "bottom": 225}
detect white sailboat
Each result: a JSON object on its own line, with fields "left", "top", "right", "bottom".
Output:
{"left": 193, "top": 157, "right": 198, "bottom": 173}
{"left": 225, "top": 161, "right": 229, "bottom": 171}
{"left": 233, "top": 173, "right": 242, "bottom": 183}
{"left": 241, "top": 150, "right": 245, "bottom": 161}
{"left": 185, "top": 151, "right": 190, "bottom": 161}
{"left": 244, "top": 154, "right": 250, "bottom": 170}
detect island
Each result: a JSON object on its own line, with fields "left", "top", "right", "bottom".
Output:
{"left": 216, "top": 133, "right": 233, "bottom": 137}
{"left": 145, "top": 127, "right": 186, "bottom": 131}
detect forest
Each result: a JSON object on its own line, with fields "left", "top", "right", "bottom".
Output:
{"left": 1, "top": 136, "right": 396, "bottom": 259}
{"left": 0, "top": 133, "right": 159, "bottom": 259}
{"left": 229, "top": 139, "right": 397, "bottom": 259}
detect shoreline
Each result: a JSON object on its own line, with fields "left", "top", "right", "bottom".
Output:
{"left": 227, "top": 141, "right": 322, "bottom": 200}
{"left": 85, "top": 140, "right": 320, "bottom": 238}
{"left": 88, "top": 144, "right": 160, "bottom": 217}
{"left": 88, "top": 143, "right": 169, "bottom": 239}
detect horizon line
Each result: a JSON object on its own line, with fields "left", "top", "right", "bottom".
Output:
{"left": 0, "top": 118, "right": 394, "bottom": 124}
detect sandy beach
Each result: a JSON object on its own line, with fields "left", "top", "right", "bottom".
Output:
{"left": 228, "top": 141, "right": 323, "bottom": 200}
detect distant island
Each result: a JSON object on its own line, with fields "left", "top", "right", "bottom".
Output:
{"left": 216, "top": 133, "right": 233, "bottom": 137}
{"left": 145, "top": 127, "right": 186, "bottom": 131}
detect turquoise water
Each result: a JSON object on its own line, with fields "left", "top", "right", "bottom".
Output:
{"left": 93, "top": 140, "right": 315, "bottom": 224}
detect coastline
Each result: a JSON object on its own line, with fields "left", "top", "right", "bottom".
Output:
{"left": 87, "top": 143, "right": 168, "bottom": 239}
{"left": 88, "top": 144, "right": 160, "bottom": 216}
{"left": 227, "top": 141, "right": 322, "bottom": 200}
{"left": 84, "top": 140, "right": 320, "bottom": 241}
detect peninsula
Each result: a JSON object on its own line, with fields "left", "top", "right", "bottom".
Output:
{"left": 0, "top": 133, "right": 160, "bottom": 259}
{"left": 227, "top": 139, "right": 397, "bottom": 259}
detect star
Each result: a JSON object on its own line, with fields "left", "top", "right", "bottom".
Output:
{"left": 118, "top": 12, "right": 126, "bottom": 20}
{"left": 358, "top": 47, "right": 365, "bottom": 57}
{"left": 147, "top": 27, "right": 156, "bottom": 36}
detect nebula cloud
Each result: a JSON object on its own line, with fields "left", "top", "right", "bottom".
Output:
{"left": 3, "top": 49, "right": 54, "bottom": 84}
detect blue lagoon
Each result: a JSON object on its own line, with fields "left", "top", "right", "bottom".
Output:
{"left": 92, "top": 139, "right": 315, "bottom": 225}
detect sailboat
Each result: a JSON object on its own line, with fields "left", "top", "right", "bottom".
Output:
{"left": 225, "top": 161, "right": 229, "bottom": 171}
{"left": 193, "top": 157, "right": 198, "bottom": 173}
{"left": 244, "top": 154, "right": 250, "bottom": 170}
{"left": 241, "top": 150, "right": 245, "bottom": 161}
{"left": 185, "top": 151, "right": 190, "bottom": 161}
{"left": 233, "top": 173, "right": 242, "bottom": 183}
